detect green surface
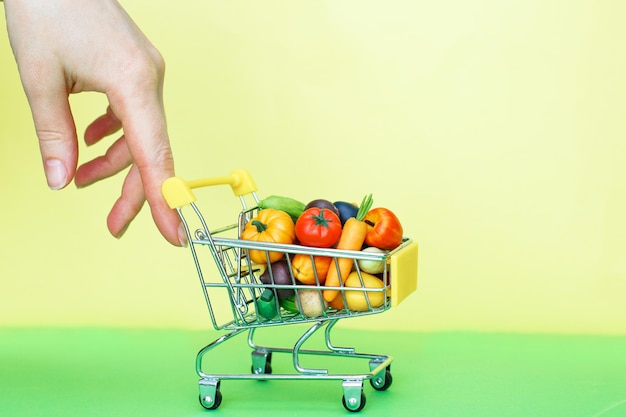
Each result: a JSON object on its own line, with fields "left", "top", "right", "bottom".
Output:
{"left": 1, "top": 326, "right": 626, "bottom": 417}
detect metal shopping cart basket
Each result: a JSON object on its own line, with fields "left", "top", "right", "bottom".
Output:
{"left": 162, "top": 169, "right": 418, "bottom": 412}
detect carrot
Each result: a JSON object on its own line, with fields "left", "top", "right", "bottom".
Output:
{"left": 323, "top": 194, "right": 373, "bottom": 302}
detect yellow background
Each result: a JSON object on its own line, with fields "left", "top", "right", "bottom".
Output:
{"left": 1, "top": 1, "right": 625, "bottom": 334}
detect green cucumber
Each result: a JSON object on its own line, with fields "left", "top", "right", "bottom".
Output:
{"left": 258, "top": 195, "right": 306, "bottom": 222}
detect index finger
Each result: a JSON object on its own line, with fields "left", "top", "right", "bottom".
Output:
{"left": 107, "top": 66, "right": 183, "bottom": 246}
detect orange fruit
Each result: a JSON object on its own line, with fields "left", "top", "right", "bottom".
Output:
{"left": 291, "top": 254, "right": 332, "bottom": 285}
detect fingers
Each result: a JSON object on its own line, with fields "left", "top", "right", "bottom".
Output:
{"left": 107, "top": 163, "right": 184, "bottom": 248}
{"left": 6, "top": 0, "right": 183, "bottom": 246}
{"left": 25, "top": 73, "right": 79, "bottom": 190}
{"left": 116, "top": 104, "right": 183, "bottom": 247}
{"left": 79, "top": 54, "right": 182, "bottom": 245}
{"left": 107, "top": 164, "right": 145, "bottom": 239}
{"left": 106, "top": 61, "right": 185, "bottom": 246}
{"left": 75, "top": 135, "right": 132, "bottom": 187}
{"left": 4, "top": 1, "right": 79, "bottom": 190}
{"left": 76, "top": 107, "right": 129, "bottom": 186}
{"left": 78, "top": 103, "right": 183, "bottom": 246}
{"left": 84, "top": 106, "right": 122, "bottom": 146}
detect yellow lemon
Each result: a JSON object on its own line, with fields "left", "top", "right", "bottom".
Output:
{"left": 343, "top": 271, "right": 386, "bottom": 311}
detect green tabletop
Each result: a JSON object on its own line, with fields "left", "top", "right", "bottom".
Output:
{"left": 1, "top": 327, "right": 625, "bottom": 417}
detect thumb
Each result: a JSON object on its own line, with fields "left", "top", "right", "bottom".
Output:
{"left": 22, "top": 78, "right": 78, "bottom": 190}
{"left": 5, "top": 0, "right": 78, "bottom": 189}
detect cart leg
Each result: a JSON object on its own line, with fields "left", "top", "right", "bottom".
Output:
{"left": 341, "top": 380, "right": 366, "bottom": 412}
{"left": 293, "top": 321, "right": 329, "bottom": 374}
{"left": 325, "top": 319, "right": 355, "bottom": 354}
{"left": 197, "top": 328, "right": 246, "bottom": 378}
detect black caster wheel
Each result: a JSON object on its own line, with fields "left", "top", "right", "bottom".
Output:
{"left": 251, "top": 362, "right": 273, "bottom": 375}
{"left": 370, "top": 369, "right": 393, "bottom": 391}
{"left": 342, "top": 391, "right": 366, "bottom": 412}
{"left": 251, "top": 351, "right": 272, "bottom": 375}
{"left": 199, "top": 390, "right": 222, "bottom": 410}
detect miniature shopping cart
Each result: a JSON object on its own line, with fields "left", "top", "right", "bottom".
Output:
{"left": 162, "top": 169, "right": 418, "bottom": 412}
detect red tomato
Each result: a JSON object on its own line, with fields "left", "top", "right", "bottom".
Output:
{"left": 295, "top": 208, "right": 342, "bottom": 248}
{"left": 363, "top": 207, "right": 403, "bottom": 249}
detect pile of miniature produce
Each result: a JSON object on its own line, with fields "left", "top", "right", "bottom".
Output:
{"left": 241, "top": 194, "right": 404, "bottom": 319}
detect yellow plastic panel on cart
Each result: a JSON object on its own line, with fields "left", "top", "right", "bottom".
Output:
{"left": 389, "top": 241, "right": 418, "bottom": 307}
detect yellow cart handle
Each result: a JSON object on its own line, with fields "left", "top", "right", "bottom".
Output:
{"left": 162, "top": 169, "right": 257, "bottom": 209}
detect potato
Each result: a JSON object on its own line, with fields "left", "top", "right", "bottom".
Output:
{"left": 297, "top": 290, "right": 328, "bottom": 317}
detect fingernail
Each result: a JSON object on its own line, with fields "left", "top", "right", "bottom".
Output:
{"left": 115, "top": 223, "right": 129, "bottom": 240}
{"left": 45, "top": 159, "right": 68, "bottom": 190}
{"left": 178, "top": 223, "right": 188, "bottom": 247}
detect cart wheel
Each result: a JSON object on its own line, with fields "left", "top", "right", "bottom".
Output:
{"left": 251, "top": 362, "right": 273, "bottom": 375}
{"left": 342, "top": 391, "right": 366, "bottom": 412}
{"left": 370, "top": 369, "right": 393, "bottom": 391}
{"left": 199, "top": 390, "right": 222, "bottom": 410}
{"left": 251, "top": 351, "right": 272, "bottom": 375}
{"left": 199, "top": 379, "right": 222, "bottom": 410}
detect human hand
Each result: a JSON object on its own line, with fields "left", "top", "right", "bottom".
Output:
{"left": 3, "top": 0, "right": 184, "bottom": 246}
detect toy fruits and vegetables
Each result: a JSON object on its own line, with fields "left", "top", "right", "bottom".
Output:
{"left": 279, "top": 296, "right": 299, "bottom": 313}
{"left": 363, "top": 207, "right": 403, "bottom": 250}
{"left": 295, "top": 208, "right": 342, "bottom": 248}
{"left": 257, "top": 289, "right": 280, "bottom": 319}
{"left": 259, "top": 260, "right": 295, "bottom": 300}
{"left": 343, "top": 271, "right": 386, "bottom": 311}
{"left": 328, "top": 292, "right": 347, "bottom": 310}
{"left": 333, "top": 201, "right": 359, "bottom": 225}
{"left": 304, "top": 199, "right": 340, "bottom": 218}
{"left": 357, "top": 246, "right": 388, "bottom": 274}
{"left": 241, "top": 208, "right": 295, "bottom": 264}
{"left": 297, "top": 290, "right": 328, "bottom": 317}
{"left": 291, "top": 254, "right": 332, "bottom": 285}
{"left": 258, "top": 195, "right": 305, "bottom": 223}
{"left": 323, "top": 194, "right": 373, "bottom": 302}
